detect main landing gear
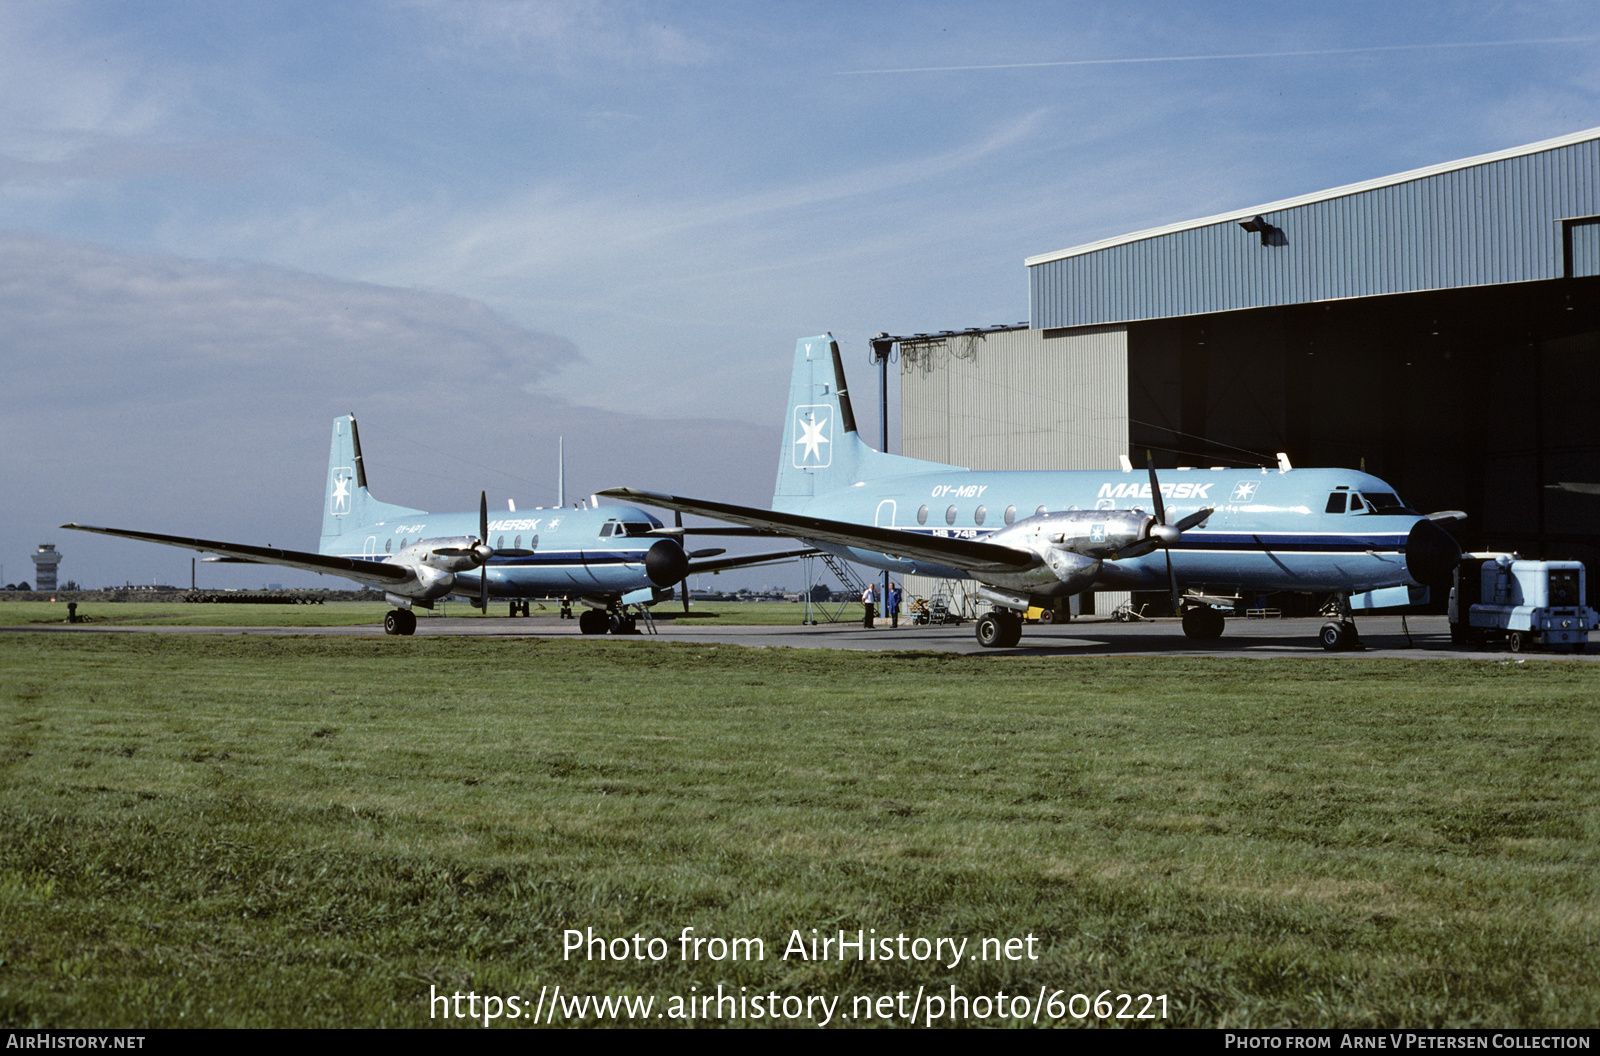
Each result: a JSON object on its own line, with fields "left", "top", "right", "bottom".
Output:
{"left": 577, "top": 606, "right": 638, "bottom": 635}
{"left": 975, "top": 610, "right": 1023, "bottom": 648}
{"left": 383, "top": 608, "right": 417, "bottom": 636}
{"left": 1180, "top": 604, "right": 1225, "bottom": 640}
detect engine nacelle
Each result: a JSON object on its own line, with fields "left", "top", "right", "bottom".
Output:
{"left": 977, "top": 509, "right": 1157, "bottom": 597}
{"left": 988, "top": 509, "right": 1155, "bottom": 558}
{"left": 390, "top": 541, "right": 475, "bottom": 600}
{"left": 412, "top": 536, "right": 491, "bottom": 574}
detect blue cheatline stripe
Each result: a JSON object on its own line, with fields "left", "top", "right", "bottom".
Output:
{"left": 846, "top": 527, "right": 1409, "bottom": 553}
{"left": 327, "top": 550, "right": 648, "bottom": 566}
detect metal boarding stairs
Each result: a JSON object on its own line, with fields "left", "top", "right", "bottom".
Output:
{"left": 802, "top": 552, "right": 871, "bottom": 625}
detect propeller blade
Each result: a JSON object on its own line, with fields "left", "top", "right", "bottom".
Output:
{"left": 479, "top": 491, "right": 490, "bottom": 612}
{"left": 1173, "top": 507, "right": 1214, "bottom": 533}
{"left": 1146, "top": 454, "right": 1184, "bottom": 613}
{"left": 1145, "top": 451, "right": 1168, "bottom": 527}
{"left": 677, "top": 511, "right": 690, "bottom": 613}
{"left": 1165, "top": 546, "right": 1181, "bottom": 615}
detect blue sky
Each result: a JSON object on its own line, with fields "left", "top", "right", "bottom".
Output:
{"left": 4, "top": 1, "right": 1599, "bottom": 591}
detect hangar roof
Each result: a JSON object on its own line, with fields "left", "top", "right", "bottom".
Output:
{"left": 1027, "top": 126, "right": 1600, "bottom": 330}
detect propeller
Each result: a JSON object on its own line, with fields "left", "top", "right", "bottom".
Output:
{"left": 1135, "top": 453, "right": 1213, "bottom": 614}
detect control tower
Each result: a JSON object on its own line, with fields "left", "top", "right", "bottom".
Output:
{"left": 31, "top": 544, "right": 62, "bottom": 593}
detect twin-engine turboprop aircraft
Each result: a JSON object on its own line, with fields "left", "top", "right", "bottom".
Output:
{"left": 65, "top": 415, "right": 811, "bottom": 635}
{"left": 602, "top": 334, "right": 1462, "bottom": 650}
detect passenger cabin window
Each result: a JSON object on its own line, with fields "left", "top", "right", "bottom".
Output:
{"left": 1004, "top": 505, "right": 1016, "bottom": 525}
{"left": 514, "top": 535, "right": 521, "bottom": 549}
{"left": 917, "top": 505, "right": 929, "bottom": 525}
{"left": 385, "top": 539, "right": 392, "bottom": 553}
{"left": 974, "top": 505, "right": 986, "bottom": 526}
{"left": 945, "top": 505, "right": 958, "bottom": 525}
{"left": 1325, "top": 493, "right": 1347, "bottom": 514}
{"left": 495, "top": 535, "right": 503, "bottom": 548}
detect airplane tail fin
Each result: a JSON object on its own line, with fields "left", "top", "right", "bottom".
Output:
{"left": 322, "top": 415, "right": 427, "bottom": 543}
{"left": 772, "top": 334, "right": 960, "bottom": 513}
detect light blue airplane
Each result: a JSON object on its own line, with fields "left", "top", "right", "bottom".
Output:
{"left": 602, "top": 334, "right": 1463, "bottom": 649}
{"left": 65, "top": 415, "right": 811, "bottom": 635}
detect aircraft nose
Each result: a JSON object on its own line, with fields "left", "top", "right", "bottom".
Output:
{"left": 1405, "top": 517, "right": 1460, "bottom": 587}
{"left": 644, "top": 538, "right": 689, "bottom": 586}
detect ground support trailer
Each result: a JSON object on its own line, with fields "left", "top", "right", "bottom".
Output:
{"left": 1447, "top": 554, "right": 1598, "bottom": 652}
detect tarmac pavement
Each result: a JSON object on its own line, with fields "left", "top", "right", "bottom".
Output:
{"left": 10, "top": 612, "right": 1596, "bottom": 660}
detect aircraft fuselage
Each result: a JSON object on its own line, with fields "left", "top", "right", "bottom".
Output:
{"left": 324, "top": 505, "right": 673, "bottom": 600}
{"left": 794, "top": 465, "right": 1449, "bottom": 598}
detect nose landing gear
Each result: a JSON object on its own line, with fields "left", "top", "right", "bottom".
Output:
{"left": 1318, "top": 594, "right": 1363, "bottom": 652}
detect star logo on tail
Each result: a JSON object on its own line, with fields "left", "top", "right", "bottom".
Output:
{"left": 793, "top": 406, "right": 832, "bottom": 467}
{"left": 331, "top": 470, "right": 353, "bottom": 515}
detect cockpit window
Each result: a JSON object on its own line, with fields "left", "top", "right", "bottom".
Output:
{"left": 620, "top": 522, "right": 655, "bottom": 536}
{"left": 1325, "top": 493, "right": 1347, "bottom": 514}
{"left": 599, "top": 521, "right": 616, "bottom": 538}
{"left": 1348, "top": 493, "right": 1365, "bottom": 512}
{"left": 1360, "top": 492, "right": 1410, "bottom": 513}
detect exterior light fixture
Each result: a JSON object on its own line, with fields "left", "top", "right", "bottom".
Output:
{"left": 1238, "top": 215, "right": 1286, "bottom": 247}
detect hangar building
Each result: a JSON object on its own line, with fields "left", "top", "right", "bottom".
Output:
{"left": 891, "top": 126, "right": 1600, "bottom": 613}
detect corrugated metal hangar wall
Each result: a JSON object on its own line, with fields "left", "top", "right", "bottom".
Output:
{"left": 897, "top": 326, "right": 1131, "bottom": 615}
{"left": 896, "top": 127, "right": 1600, "bottom": 612}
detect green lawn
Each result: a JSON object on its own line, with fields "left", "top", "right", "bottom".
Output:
{"left": 1, "top": 634, "right": 1595, "bottom": 1027}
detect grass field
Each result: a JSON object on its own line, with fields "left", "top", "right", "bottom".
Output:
{"left": 1, "top": 633, "right": 1596, "bottom": 1028}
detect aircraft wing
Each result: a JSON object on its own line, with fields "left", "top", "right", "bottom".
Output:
{"left": 62, "top": 523, "right": 413, "bottom": 586}
{"left": 598, "top": 489, "right": 1038, "bottom": 574}
{"left": 685, "top": 547, "right": 819, "bottom": 576}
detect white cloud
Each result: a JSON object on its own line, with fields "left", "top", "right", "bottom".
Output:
{"left": 0, "top": 232, "right": 781, "bottom": 589}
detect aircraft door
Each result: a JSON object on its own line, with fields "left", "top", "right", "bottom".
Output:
{"left": 875, "top": 500, "right": 897, "bottom": 528}
{"left": 364, "top": 536, "right": 378, "bottom": 558}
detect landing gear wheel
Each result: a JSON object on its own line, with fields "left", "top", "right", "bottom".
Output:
{"left": 975, "top": 611, "right": 1023, "bottom": 648}
{"left": 608, "top": 613, "right": 637, "bottom": 635}
{"left": 1319, "top": 621, "right": 1359, "bottom": 651}
{"left": 1181, "top": 605, "right": 1225, "bottom": 640}
{"left": 384, "top": 609, "right": 416, "bottom": 636}
{"left": 577, "top": 609, "right": 607, "bottom": 635}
